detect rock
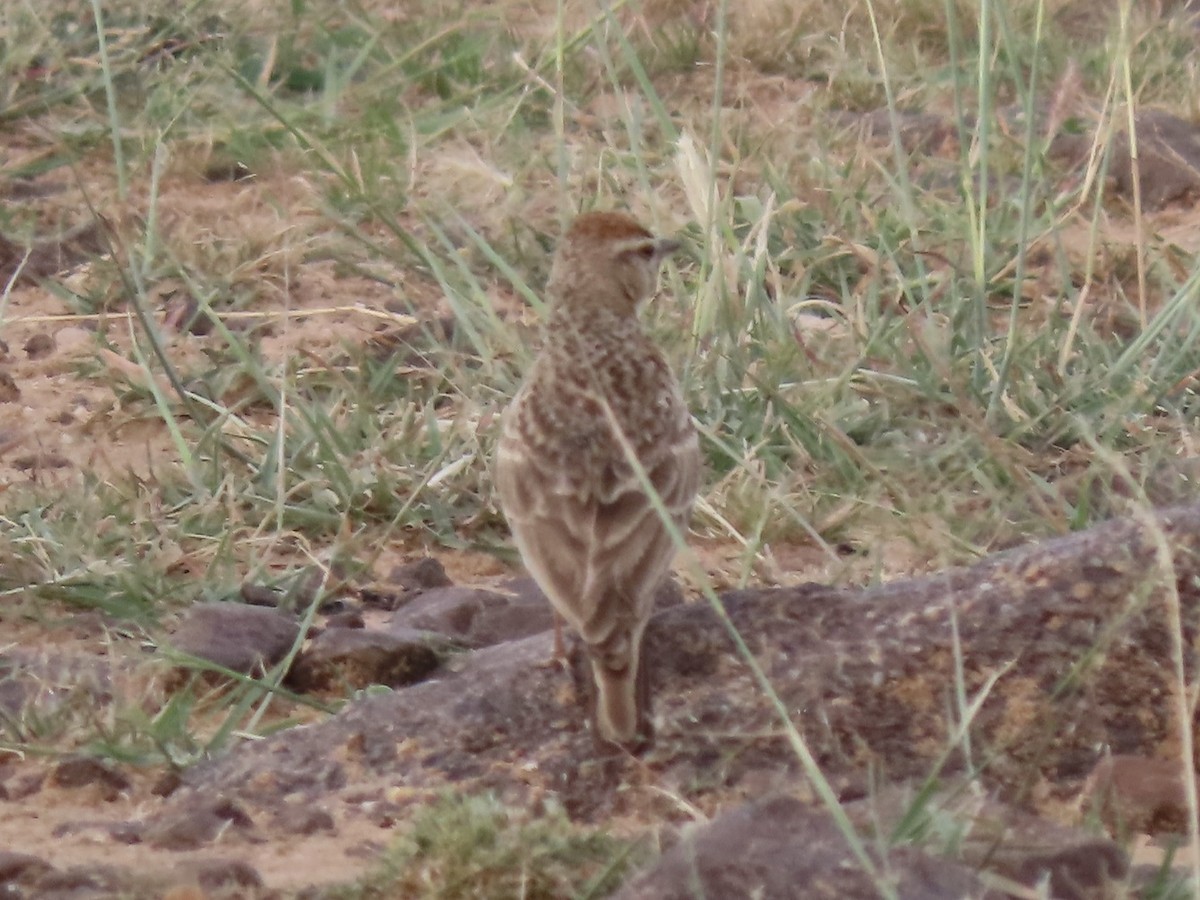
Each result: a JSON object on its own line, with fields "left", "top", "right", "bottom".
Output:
{"left": 1051, "top": 109, "right": 1200, "bottom": 208}
{"left": 182, "top": 857, "right": 264, "bottom": 892}
{"left": 295, "top": 563, "right": 357, "bottom": 611}
{"left": 29, "top": 863, "right": 131, "bottom": 897}
{"left": 240, "top": 582, "right": 283, "bottom": 607}
{"left": 0, "top": 371, "right": 17, "bottom": 403}
{"left": 325, "top": 609, "right": 365, "bottom": 629}
{"left": 837, "top": 109, "right": 958, "bottom": 154}
{"left": 23, "top": 332, "right": 54, "bottom": 359}
{"left": 49, "top": 756, "right": 132, "bottom": 800}
{"left": 0, "top": 649, "right": 116, "bottom": 721}
{"left": 0, "top": 769, "right": 44, "bottom": 801}
{"left": 388, "top": 584, "right": 554, "bottom": 647}
{"left": 615, "top": 795, "right": 992, "bottom": 899}
{"left": 162, "top": 294, "right": 216, "bottom": 335}
{"left": 274, "top": 804, "right": 336, "bottom": 835}
{"left": 162, "top": 505, "right": 1200, "bottom": 830}
{"left": 203, "top": 157, "right": 255, "bottom": 183}
{"left": 628, "top": 505, "right": 1200, "bottom": 804}
{"left": 503, "top": 575, "right": 684, "bottom": 615}
{"left": 168, "top": 602, "right": 301, "bottom": 675}
{"left": 366, "top": 315, "right": 457, "bottom": 366}
{"left": 287, "top": 627, "right": 448, "bottom": 692}
{"left": 1087, "top": 754, "right": 1193, "bottom": 834}
{"left": 847, "top": 784, "right": 1128, "bottom": 900}
{"left": 358, "top": 556, "right": 455, "bottom": 612}
{"left": 0, "top": 222, "right": 104, "bottom": 284}
{"left": 360, "top": 556, "right": 453, "bottom": 614}
{"left": 51, "top": 818, "right": 143, "bottom": 844}
{"left": 378, "top": 556, "right": 452, "bottom": 598}
{"left": 12, "top": 451, "right": 69, "bottom": 470}
{"left": 0, "top": 850, "right": 53, "bottom": 885}
{"left": 144, "top": 796, "right": 256, "bottom": 850}
{"left": 1110, "top": 110, "right": 1200, "bottom": 208}
{"left": 152, "top": 770, "right": 184, "bottom": 797}
{"left": 54, "top": 326, "right": 93, "bottom": 354}
{"left": 403, "top": 576, "right": 680, "bottom": 648}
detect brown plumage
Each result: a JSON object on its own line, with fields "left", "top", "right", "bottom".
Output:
{"left": 494, "top": 211, "right": 700, "bottom": 748}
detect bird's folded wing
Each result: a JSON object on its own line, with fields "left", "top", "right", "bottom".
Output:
{"left": 495, "top": 417, "right": 699, "bottom": 641}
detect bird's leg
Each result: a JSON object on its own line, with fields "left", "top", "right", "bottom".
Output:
{"left": 634, "top": 643, "right": 652, "bottom": 744}
{"left": 536, "top": 612, "right": 571, "bottom": 671}
{"left": 553, "top": 612, "right": 566, "bottom": 661}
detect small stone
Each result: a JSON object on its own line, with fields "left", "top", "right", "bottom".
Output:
{"left": 617, "top": 796, "right": 989, "bottom": 899}
{"left": 22, "top": 332, "right": 54, "bottom": 359}
{"left": 847, "top": 784, "right": 1128, "bottom": 900}
{"left": 357, "top": 585, "right": 405, "bottom": 610}
{"left": 295, "top": 563, "right": 356, "bottom": 611}
{"left": 364, "top": 800, "right": 404, "bottom": 829}
{"left": 30, "top": 864, "right": 129, "bottom": 894}
{"left": 240, "top": 582, "right": 283, "bottom": 608}
{"left": 0, "top": 850, "right": 53, "bottom": 883}
{"left": 151, "top": 770, "right": 183, "bottom": 797}
{"left": 0, "top": 372, "right": 18, "bottom": 403}
{"left": 108, "top": 820, "right": 145, "bottom": 844}
{"left": 325, "top": 609, "right": 365, "bottom": 629}
{"left": 1088, "top": 754, "right": 1192, "bottom": 834}
{"left": 185, "top": 857, "right": 264, "bottom": 892}
{"left": 49, "top": 755, "right": 132, "bottom": 800}
{"left": 203, "top": 158, "right": 254, "bottom": 183}
{"left": 145, "top": 796, "right": 256, "bottom": 850}
{"left": 54, "top": 326, "right": 93, "bottom": 354}
{"left": 389, "top": 584, "right": 554, "bottom": 647}
{"left": 287, "top": 627, "right": 447, "bottom": 692}
{"left": 0, "top": 770, "right": 45, "bottom": 801}
{"left": 162, "top": 294, "right": 216, "bottom": 335}
{"left": 274, "top": 804, "right": 336, "bottom": 836}
{"left": 11, "top": 452, "right": 69, "bottom": 470}
{"left": 387, "top": 557, "right": 452, "bottom": 591}
{"left": 169, "top": 602, "right": 301, "bottom": 675}
{"left": 51, "top": 818, "right": 142, "bottom": 844}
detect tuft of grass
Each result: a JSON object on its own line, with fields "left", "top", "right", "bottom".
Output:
{"left": 324, "top": 793, "right": 643, "bottom": 900}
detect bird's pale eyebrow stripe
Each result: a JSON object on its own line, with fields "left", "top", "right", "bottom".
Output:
{"left": 615, "top": 238, "right": 657, "bottom": 258}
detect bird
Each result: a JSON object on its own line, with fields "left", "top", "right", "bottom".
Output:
{"left": 494, "top": 210, "right": 700, "bottom": 749}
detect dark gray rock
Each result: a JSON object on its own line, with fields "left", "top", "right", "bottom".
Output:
{"left": 846, "top": 785, "right": 1128, "bottom": 900}
{"left": 287, "top": 627, "right": 449, "bottom": 692}
{"left": 388, "top": 584, "right": 554, "bottom": 647}
{"left": 0, "top": 850, "right": 53, "bottom": 885}
{"left": 144, "top": 795, "right": 256, "bottom": 850}
{"left": 274, "top": 804, "right": 336, "bottom": 836}
{"left": 184, "top": 857, "right": 265, "bottom": 892}
{"left": 387, "top": 556, "right": 452, "bottom": 592}
{"left": 615, "top": 795, "right": 994, "bottom": 900}
{"left": 1051, "top": 109, "right": 1200, "bottom": 208}
{"left": 49, "top": 756, "right": 132, "bottom": 800}
{"left": 168, "top": 602, "right": 301, "bottom": 675}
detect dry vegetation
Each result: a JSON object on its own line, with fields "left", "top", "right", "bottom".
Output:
{"left": 3, "top": 0, "right": 1200, "bottom": 894}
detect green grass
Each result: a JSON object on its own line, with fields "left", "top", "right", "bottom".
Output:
{"left": 3, "top": 0, "right": 1200, "bottom": 893}
{"left": 324, "top": 794, "right": 643, "bottom": 900}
